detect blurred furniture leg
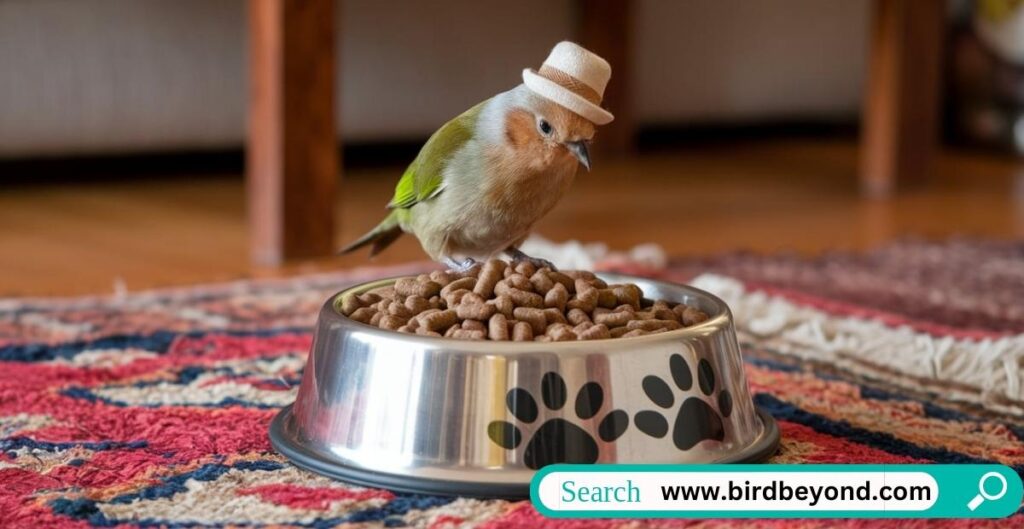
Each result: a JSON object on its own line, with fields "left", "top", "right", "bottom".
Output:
{"left": 248, "top": 0, "right": 338, "bottom": 266}
{"left": 860, "top": 0, "right": 944, "bottom": 198}
{"left": 577, "top": 0, "right": 634, "bottom": 155}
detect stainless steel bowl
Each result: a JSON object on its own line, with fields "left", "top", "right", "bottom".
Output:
{"left": 270, "top": 274, "right": 778, "bottom": 498}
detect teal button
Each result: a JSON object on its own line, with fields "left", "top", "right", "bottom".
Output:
{"left": 530, "top": 464, "right": 1023, "bottom": 518}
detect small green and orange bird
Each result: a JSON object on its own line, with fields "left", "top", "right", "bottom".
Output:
{"left": 339, "top": 41, "right": 614, "bottom": 271}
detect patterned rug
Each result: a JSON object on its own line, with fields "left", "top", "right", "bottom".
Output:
{"left": 2, "top": 239, "right": 1022, "bottom": 528}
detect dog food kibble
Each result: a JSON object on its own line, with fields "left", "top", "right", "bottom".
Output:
{"left": 512, "top": 320, "right": 534, "bottom": 341}
{"left": 338, "top": 259, "right": 710, "bottom": 341}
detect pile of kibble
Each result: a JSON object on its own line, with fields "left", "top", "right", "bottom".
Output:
{"left": 338, "top": 259, "right": 709, "bottom": 341}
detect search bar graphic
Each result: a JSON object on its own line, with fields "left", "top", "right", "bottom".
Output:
{"left": 531, "top": 464, "right": 1022, "bottom": 519}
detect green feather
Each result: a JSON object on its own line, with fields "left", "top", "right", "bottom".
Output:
{"left": 388, "top": 99, "right": 487, "bottom": 210}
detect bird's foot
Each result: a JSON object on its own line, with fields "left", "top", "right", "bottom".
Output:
{"left": 504, "top": 247, "right": 557, "bottom": 272}
{"left": 443, "top": 257, "right": 479, "bottom": 274}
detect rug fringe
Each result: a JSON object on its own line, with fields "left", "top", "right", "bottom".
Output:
{"left": 692, "top": 274, "right": 1024, "bottom": 417}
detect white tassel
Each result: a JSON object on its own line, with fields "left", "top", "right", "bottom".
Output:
{"left": 692, "top": 273, "right": 1024, "bottom": 417}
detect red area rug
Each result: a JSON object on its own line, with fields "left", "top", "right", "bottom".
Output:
{"left": 1, "top": 239, "right": 1022, "bottom": 528}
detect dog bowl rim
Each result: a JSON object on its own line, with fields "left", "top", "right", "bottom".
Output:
{"left": 269, "top": 404, "right": 780, "bottom": 499}
{"left": 327, "top": 273, "right": 733, "bottom": 352}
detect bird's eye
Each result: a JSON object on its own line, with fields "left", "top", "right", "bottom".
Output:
{"left": 538, "top": 119, "right": 553, "bottom": 136}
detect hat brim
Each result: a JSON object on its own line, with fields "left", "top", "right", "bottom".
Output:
{"left": 522, "top": 69, "right": 614, "bottom": 126}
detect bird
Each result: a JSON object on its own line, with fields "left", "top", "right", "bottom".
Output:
{"left": 339, "top": 41, "right": 614, "bottom": 271}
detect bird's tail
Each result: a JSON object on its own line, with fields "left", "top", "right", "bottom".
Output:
{"left": 337, "top": 212, "right": 405, "bottom": 257}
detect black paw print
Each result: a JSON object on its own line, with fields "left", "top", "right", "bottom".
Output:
{"left": 634, "top": 354, "right": 733, "bottom": 450}
{"left": 487, "top": 372, "right": 629, "bottom": 470}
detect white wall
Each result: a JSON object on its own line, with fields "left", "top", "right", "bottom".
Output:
{"left": 0, "top": 0, "right": 869, "bottom": 157}
{"left": 634, "top": 0, "right": 869, "bottom": 124}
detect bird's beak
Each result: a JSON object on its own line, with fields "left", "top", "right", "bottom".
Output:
{"left": 566, "top": 141, "right": 591, "bottom": 171}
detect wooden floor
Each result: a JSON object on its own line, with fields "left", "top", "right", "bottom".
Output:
{"left": 3, "top": 139, "right": 1022, "bottom": 297}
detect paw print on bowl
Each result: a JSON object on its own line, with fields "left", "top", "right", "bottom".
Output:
{"left": 487, "top": 372, "right": 629, "bottom": 470}
{"left": 634, "top": 354, "right": 733, "bottom": 450}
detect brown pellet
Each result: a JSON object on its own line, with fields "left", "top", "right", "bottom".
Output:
{"left": 415, "top": 308, "right": 440, "bottom": 321}
{"left": 473, "top": 259, "right": 506, "bottom": 298}
{"left": 455, "top": 293, "right": 497, "bottom": 320}
{"left": 566, "top": 270, "right": 596, "bottom": 281}
{"left": 573, "top": 322, "right": 593, "bottom": 334}
{"left": 530, "top": 271, "right": 556, "bottom": 295}
{"left": 547, "top": 271, "right": 575, "bottom": 292}
{"left": 488, "top": 313, "right": 509, "bottom": 341}
{"left": 349, "top": 307, "right": 376, "bottom": 324}
{"left": 514, "top": 260, "right": 537, "bottom": 277}
{"left": 566, "top": 308, "right": 593, "bottom": 326}
{"left": 652, "top": 307, "right": 678, "bottom": 322}
{"left": 405, "top": 296, "right": 430, "bottom": 314}
{"left": 544, "top": 283, "right": 569, "bottom": 312}
{"left": 386, "top": 300, "right": 414, "bottom": 319}
{"left": 461, "top": 319, "right": 486, "bottom": 332}
{"left": 340, "top": 294, "right": 361, "bottom": 316}
{"left": 495, "top": 283, "right": 544, "bottom": 308}
{"left": 369, "top": 312, "right": 384, "bottom": 326}
{"left": 421, "top": 309, "right": 458, "bottom": 332}
{"left": 441, "top": 277, "right": 476, "bottom": 299}
{"left": 578, "top": 324, "right": 611, "bottom": 340}
{"left": 597, "top": 289, "right": 619, "bottom": 309}
{"left": 543, "top": 308, "right": 568, "bottom": 325}
{"left": 505, "top": 273, "right": 533, "bottom": 292}
{"left": 679, "top": 306, "right": 710, "bottom": 326}
{"left": 613, "top": 284, "right": 642, "bottom": 310}
{"left": 491, "top": 295, "right": 515, "bottom": 318}
{"left": 395, "top": 277, "right": 442, "bottom": 298}
{"left": 451, "top": 329, "right": 486, "bottom": 340}
{"left": 444, "top": 289, "right": 472, "bottom": 307}
{"left": 457, "top": 302, "right": 496, "bottom": 321}
{"left": 429, "top": 270, "right": 456, "bottom": 286}
{"left": 549, "top": 325, "right": 576, "bottom": 342}
{"left": 364, "top": 290, "right": 387, "bottom": 302}
{"left": 633, "top": 310, "right": 657, "bottom": 321}
{"left": 513, "top": 307, "right": 547, "bottom": 335}
{"left": 567, "top": 279, "right": 598, "bottom": 312}
{"left": 512, "top": 321, "right": 534, "bottom": 341}
{"left": 545, "top": 322, "right": 573, "bottom": 335}
{"left": 626, "top": 319, "right": 682, "bottom": 332}
{"left": 594, "top": 310, "right": 633, "bottom": 328}
{"left": 378, "top": 314, "right": 406, "bottom": 331}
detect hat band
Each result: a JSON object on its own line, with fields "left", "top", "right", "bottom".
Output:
{"left": 538, "top": 65, "right": 601, "bottom": 105}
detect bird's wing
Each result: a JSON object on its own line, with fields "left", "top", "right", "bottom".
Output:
{"left": 388, "top": 99, "right": 487, "bottom": 210}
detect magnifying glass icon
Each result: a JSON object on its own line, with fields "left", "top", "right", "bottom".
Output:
{"left": 967, "top": 472, "right": 1008, "bottom": 511}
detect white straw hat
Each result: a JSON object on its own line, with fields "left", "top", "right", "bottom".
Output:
{"left": 522, "top": 41, "right": 614, "bottom": 125}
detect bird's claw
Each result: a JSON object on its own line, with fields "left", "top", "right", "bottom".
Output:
{"left": 521, "top": 256, "right": 557, "bottom": 271}
{"left": 504, "top": 248, "right": 558, "bottom": 272}
{"left": 443, "top": 257, "right": 479, "bottom": 274}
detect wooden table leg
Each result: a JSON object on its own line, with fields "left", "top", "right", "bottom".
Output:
{"left": 577, "top": 0, "right": 634, "bottom": 155}
{"left": 248, "top": 0, "right": 338, "bottom": 266}
{"left": 860, "top": 0, "right": 944, "bottom": 198}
